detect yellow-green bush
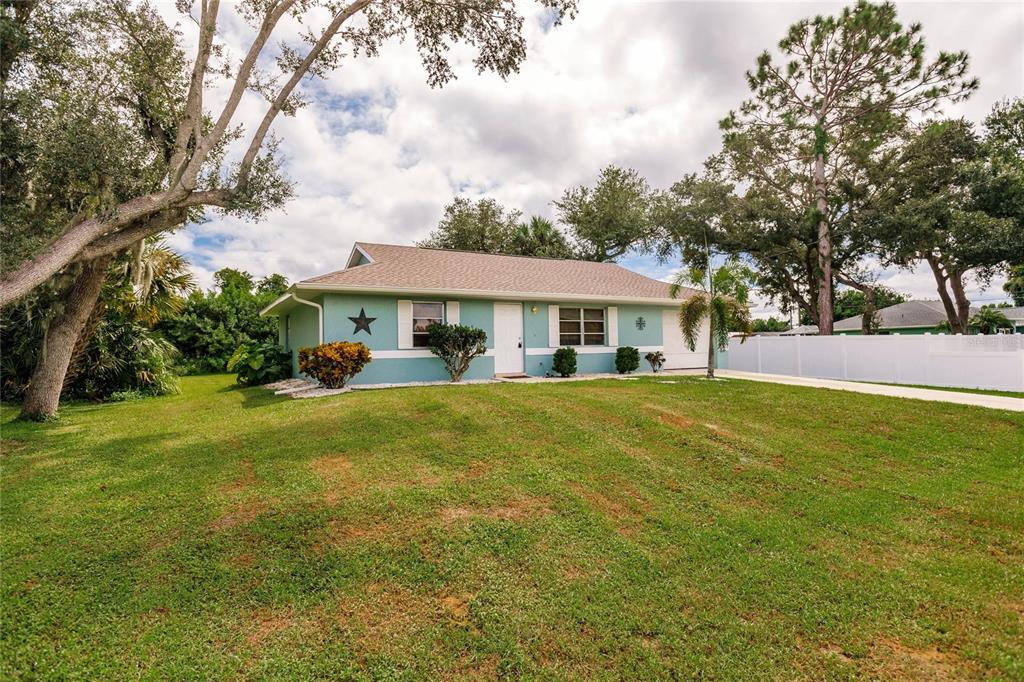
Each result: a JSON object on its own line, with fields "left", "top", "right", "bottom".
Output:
{"left": 298, "top": 341, "right": 371, "bottom": 388}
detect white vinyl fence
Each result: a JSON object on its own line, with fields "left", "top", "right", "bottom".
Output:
{"left": 725, "top": 334, "right": 1024, "bottom": 392}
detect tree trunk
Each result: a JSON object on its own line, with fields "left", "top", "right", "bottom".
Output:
{"left": 861, "top": 285, "right": 877, "bottom": 335}
{"left": 19, "top": 256, "right": 111, "bottom": 420}
{"left": 948, "top": 270, "right": 972, "bottom": 334}
{"left": 925, "top": 254, "right": 966, "bottom": 334}
{"left": 62, "top": 298, "right": 107, "bottom": 391}
{"left": 814, "top": 149, "right": 833, "bottom": 335}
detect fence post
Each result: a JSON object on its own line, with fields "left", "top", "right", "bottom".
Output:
{"left": 795, "top": 335, "right": 802, "bottom": 377}
{"left": 841, "top": 335, "right": 848, "bottom": 380}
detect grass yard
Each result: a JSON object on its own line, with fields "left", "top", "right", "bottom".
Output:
{"left": 2, "top": 375, "right": 1022, "bottom": 680}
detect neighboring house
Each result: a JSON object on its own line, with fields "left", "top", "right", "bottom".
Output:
{"left": 779, "top": 325, "right": 819, "bottom": 336}
{"left": 260, "top": 243, "right": 708, "bottom": 384}
{"left": 1000, "top": 306, "right": 1024, "bottom": 333}
{"left": 834, "top": 300, "right": 979, "bottom": 335}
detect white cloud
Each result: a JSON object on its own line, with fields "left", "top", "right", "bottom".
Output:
{"left": 169, "top": 0, "right": 1023, "bottom": 302}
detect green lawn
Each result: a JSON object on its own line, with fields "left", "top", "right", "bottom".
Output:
{"left": 3, "top": 375, "right": 1022, "bottom": 680}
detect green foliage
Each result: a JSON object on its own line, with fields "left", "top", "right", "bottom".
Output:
{"left": 970, "top": 307, "right": 1014, "bottom": 335}
{"left": 159, "top": 269, "right": 287, "bottom": 373}
{"left": 799, "top": 287, "right": 907, "bottom": 326}
{"left": 418, "top": 197, "right": 523, "bottom": 253}
{"left": 227, "top": 342, "right": 291, "bottom": 386}
{"left": 510, "top": 217, "right": 575, "bottom": 259}
{"left": 644, "top": 351, "right": 665, "bottom": 372}
{"left": 1005, "top": 264, "right": 1024, "bottom": 306}
{"left": 1, "top": 1, "right": 192, "bottom": 270}
{"left": 425, "top": 323, "right": 488, "bottom": 382}
{"left": 752, "top": 317, "right": 791, "bottom": 333}
{"left": 555, "top": 165, "right": 654, "bottom": 261}
{"left": 64, "top": 316, "right": 180, "bottom": 401}
{"left": 552, "top": 347, "right": 578, "bottom": 377}
{"left": 298, "top": 342, "right": 371, "bottom": 389}
{"left": 672, "top": 260, "right": 755, "bottom": 353}
{"left": 614, "top": 346, "right": 640, "bottom": 374}
{"left": 716, "top": 1, "right": 977, "bottom": 331}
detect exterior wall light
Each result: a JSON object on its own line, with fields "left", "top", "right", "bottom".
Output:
{"left": 530, "top": 305, "right": 538, "bottom": 314}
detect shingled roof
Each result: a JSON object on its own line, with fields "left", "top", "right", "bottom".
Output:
{"left": 833, "top": 300, "right": 976, "bottom": 331}
{"left": 293, "top": 243, "right": 695, "bottom": 303}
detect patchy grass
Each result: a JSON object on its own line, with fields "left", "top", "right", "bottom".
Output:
{"left": 2, "top": 374, "right": 1023, "bottom": 679}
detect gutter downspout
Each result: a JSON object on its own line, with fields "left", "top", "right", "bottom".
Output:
{"left": 291, "top": 293, "right": 324, "bottom": 345}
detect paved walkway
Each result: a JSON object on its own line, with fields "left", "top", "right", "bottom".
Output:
{"left": 718, "top": 370, "right": 1024, "bottom": 412}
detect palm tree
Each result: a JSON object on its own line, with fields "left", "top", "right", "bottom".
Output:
{"left": 969, "top": 307, "right": 1013, "bottom": 335}
{"left": 112, "top": 240, "right": 197, "bottom": 327}
{"left": 670, "top": 260, "right": 754, "bottom": 379}
{"left": 511, "top": 216, "right": 574, "bottom": 258}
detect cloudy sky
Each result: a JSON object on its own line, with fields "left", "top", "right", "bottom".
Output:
{"left": 164, "top": 0, "right": 1023, "bottom": 319}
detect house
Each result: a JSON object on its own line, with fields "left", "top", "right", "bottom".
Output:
{"left": 834, "top": 300, "right": 978, "bottom": 335}
{"left": 1000, "top": 306, "right": 1024, "bottom": 333}
{"left": 778, "top": 324, "right": 819, "bottom": 336}
{"left": 260, "top": 243, "right": 708, "bottom": 384}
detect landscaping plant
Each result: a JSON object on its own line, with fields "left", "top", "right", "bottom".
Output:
{"left": 645, "top": 350, "right": 665, "bottom": 373}
{"left": 298, "top": 342, "right": 371, "bottom": 389}
{"left": 552, "top": 347, "right": 577, "bottom": 377}
{"left": 426, "top": 323, "right": 488, "bottom": 382}
{"left": 227, "top": 342, "right": 291, "bottom": 386}
{"left": 615, "top": 346, "right": 640, "bottom": 374}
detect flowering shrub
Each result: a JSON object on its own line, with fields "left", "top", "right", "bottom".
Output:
{"left": 298, "top": 341, "right": 371, "bottom": 388}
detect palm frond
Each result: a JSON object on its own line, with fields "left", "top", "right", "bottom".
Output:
{"left": 678, "top": 295, "right": 709, "bottom": 351}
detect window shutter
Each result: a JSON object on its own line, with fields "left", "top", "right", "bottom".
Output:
{"left": 446, "top": 301, "right": 460, "bottom": 325}
{"left": 607, "top": 306, "right": 619, "bottom": 346}
{"left": 397, "top": 300, "right": 413, "bottom": 349}
{"left": 548, "top": 305, "right": 559, "bottom": 347}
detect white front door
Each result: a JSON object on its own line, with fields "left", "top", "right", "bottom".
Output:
{"left": 662, "top": 308, "right": 708, "bottom": 369}
{"left": 493, "top": 303, "right": 524, "bottom": 374}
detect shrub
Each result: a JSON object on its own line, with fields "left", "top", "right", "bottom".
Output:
{"left": 426, "top": 323, "right": 488, "bottom": 382}
{"left": 645, "top": 350, "right": 665, "bottom": 372}
{"left": 615, "top": 346, "right": 640, "bottom": 374}
{"left": 298, "top": 342, "right": 371, "bottom": 388}
{"left": 552, "top": 347, "right": 577, "bottom": 377}
{"left": 227, "top": 341, "right": 291, "bottom": 386}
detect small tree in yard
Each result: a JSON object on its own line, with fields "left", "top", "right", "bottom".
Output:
{"left": 298, "top": 342, "right": 371, "bottom": 389}
{"left": 671, "top": 260, "right": 754, "bottom": 380}
{"left": 426, "top": 324, "right": 488, "bottom": 382}
{"left": 645, "top": 351, "right": 665, "bottom": 372}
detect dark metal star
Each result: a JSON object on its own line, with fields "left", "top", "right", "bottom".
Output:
{"left": 348, "top": 307, "right": 376, "bottom": 335}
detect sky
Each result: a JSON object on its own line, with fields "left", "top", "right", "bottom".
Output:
{"left": 162, "top": 0, "right": 1024, "bottom": 320}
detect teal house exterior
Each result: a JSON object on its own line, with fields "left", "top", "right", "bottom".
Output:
{"left": 260, "top": 243, "right": 708, "bottom": 385}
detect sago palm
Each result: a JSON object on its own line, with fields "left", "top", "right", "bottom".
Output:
{"left": 670, "top": 260, "right": 754, "bottom": 379}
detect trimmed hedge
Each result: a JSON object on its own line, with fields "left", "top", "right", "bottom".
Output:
{"left": 615, "top": 346, "right": 640, "bottom": 374}
{"left": 552, "top": 347, "right": 577, "bottom": 377}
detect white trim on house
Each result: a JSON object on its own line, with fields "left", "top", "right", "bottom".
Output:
{"left": 397, "top": 299, "right": 414, "bottom": 349}
{"left": 258, "top": 293, "right": 324, "bottom": 343}
{"left": 547, "top": 304, "right": 559, "bottom": 347}
{"left": 445, "top": 301, "right": 460, "bottom": 325}
{"left": 371, "top": 349, "right": 497, "bottom": 359}
{"left": 526, "top": 345, "right": 664, "bottom": 356}
{"left": 607, "top": 306, "right": 619, "bottom": 346}
{"left": 292, "top": 282, "right": 684, "bottom": 306}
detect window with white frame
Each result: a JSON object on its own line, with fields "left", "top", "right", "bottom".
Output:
{"left": 559, "top": 307, "right": 605, "bottom": 346}
{"left": 412, "top": 302, "right": 444, "bottom": 347}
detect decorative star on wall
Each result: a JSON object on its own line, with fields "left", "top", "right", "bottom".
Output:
{"left": 348, "top": 307, "right": 376, "bottom": 335}
{"left": 636, "top": 316, "right": 646, "bottom": 330}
